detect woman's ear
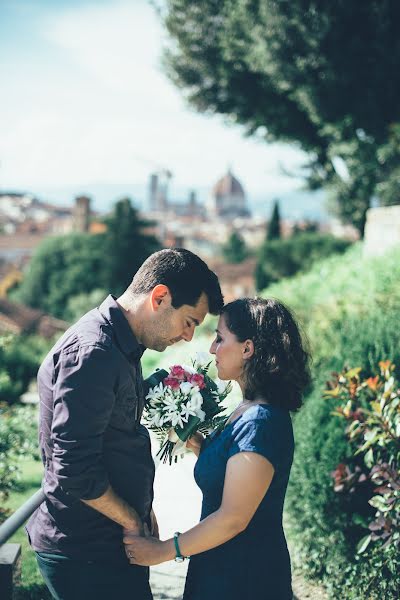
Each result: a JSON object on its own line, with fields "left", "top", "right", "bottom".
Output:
{"left": 242, "top": 339, "right": 255, "bottom": 360}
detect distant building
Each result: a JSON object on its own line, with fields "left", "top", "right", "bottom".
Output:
{"left": 73, "top": 196, "right": 91, "bottom": 233}
{"left": 211, "top": 169, "right": 250, "bottom": 219}
{"left": 147, "top": 172, "right": 205, "bottom": 219}
{"left": 208, "top": 258, "right": 256, "bottom": 302}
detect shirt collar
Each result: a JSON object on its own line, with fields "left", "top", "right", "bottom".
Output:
{"left": 98, "top": 295, "right": 145, "bottom": 361}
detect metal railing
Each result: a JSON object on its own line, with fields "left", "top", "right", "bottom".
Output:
{"left": 0, "top": 488, "right": 45, "bottom": 600}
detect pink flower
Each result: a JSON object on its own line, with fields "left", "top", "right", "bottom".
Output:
{"left": 188, "top": 373, "right": 206, "bottom": 389}
{"left": 170, "top": 365, "right": 186, "bottom": 381}
{"left": 163, "top": 376, "right": 181, "bottom": 390}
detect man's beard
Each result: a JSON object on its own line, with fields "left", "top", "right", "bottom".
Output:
{"left": 146, "top": 309, "right": 176, "bottom": 351}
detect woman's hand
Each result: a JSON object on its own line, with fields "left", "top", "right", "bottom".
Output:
{"left": 123, "top": 533, "right": 173, "bottom": 566}
{"left": 186, "top": 432, "right": 205, "bottom": 456}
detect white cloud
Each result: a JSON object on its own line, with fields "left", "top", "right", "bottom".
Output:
{"left": 0, "top": 0, "right": 307, "bottom": 195}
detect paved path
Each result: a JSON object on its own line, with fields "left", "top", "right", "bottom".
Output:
{"left": 149, "top": 440, "right": 328, "bottom": 600}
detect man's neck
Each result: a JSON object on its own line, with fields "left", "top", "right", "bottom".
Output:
{"left": 116, "top": 292, "right": 145, "bottom": 345}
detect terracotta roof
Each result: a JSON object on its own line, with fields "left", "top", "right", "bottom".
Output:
{"left": 0, "top": 298, "right": 68, "bottom": 338}
{"left": 213, "top": 170, "right": 245, "bottom": 198}
{"left": 209, "top": 257, "right": 256, "bottom": 282}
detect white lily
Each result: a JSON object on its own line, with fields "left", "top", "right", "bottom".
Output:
{"left": 180, "top": 403, "right": 198, "bottom": 422}
{"left": 189, "top": 391, "right": 203, "bottom": 410}
{"left": 180, "top": 381, "right": 193, "bottom": 395}
{"left": 195, "top": 408, "right": 206, "bottom": 422}
{"left": 195, "top": 352, "right": 211, "bottom": 368}
{"left": 146, "top": 382, "right": 164, "bottom": 402}
{"left": 170, "top": 411, "right": 185, "bottom": 428}
{"left": 216, "top": 378, "right": 228, "bottom": 394}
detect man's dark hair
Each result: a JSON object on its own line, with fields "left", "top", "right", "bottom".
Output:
{"left": 129, "top": 248, "right": 224, "bottom": 314}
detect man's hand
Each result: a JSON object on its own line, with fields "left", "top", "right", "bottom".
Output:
{"left": 150, "top": 509, "right": 159, "bottom": 539}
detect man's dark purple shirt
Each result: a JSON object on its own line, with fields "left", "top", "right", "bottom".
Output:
{"left": 26, "top": 295, "right": 155, "bottom": 563}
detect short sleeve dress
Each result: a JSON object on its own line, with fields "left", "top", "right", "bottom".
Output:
{"left": 183, "top": 403, "right": 294, "bottom": 600}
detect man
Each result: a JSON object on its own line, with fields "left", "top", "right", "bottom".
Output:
{"left": 26, "top": 248, "right": 223, "bottom": 600}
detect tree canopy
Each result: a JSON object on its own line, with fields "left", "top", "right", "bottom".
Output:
{"left": 222, "top": 230, "right": 248, "bottom": 263}
{"left": 16, "top": 198, "right": 161, "bottom": 319}
{"left": 162, "top": 0, "right": 400, "bottom": 234}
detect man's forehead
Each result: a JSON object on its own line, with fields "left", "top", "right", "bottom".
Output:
{"left": 186, "top": 293, "right": 209, "bottom": 321}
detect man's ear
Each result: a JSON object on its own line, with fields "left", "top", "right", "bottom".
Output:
{"left": 149, "top": 285, "right": 171, "bottom": 311}
{"left": 242, "top": 340, "right": 255, "bottom": 360}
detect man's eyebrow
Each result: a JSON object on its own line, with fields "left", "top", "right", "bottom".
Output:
{"left": 189, "top": 316, "right": 200, "bottom": 326}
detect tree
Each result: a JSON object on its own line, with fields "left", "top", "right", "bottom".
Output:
{"left": 267, "top": 200, "right": 281, "bottom": 241}
{"left": 103, "top": 198, "right": 161, "bottom": 295}
{"left": 162, "top": 1, "right": 400, "bottom": 234}
{"left": 255, "top": 232, "right": 351, "bottom": 291}
{"left": 15, "top": 198, "right": 161, "bottom": 319}
{"left": 15, "top": 232, "right": 107, "bottom": 319}
{"left": 222, "top": 230, "right": 248, "bottom": 263}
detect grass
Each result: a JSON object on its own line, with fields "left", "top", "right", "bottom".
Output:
{"left": 4, "top": 458, "right": 50, "bottom": 598}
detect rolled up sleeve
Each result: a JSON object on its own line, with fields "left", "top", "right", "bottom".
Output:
{"left": 51, "top": 343, "right": 116, "bottom": 500}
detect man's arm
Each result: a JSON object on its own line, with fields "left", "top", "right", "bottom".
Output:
{"left": 51, "top": 344, "right": 142, "bottom": 532}
{"left": 82, "top": 486, "right": 143, "bottom": 534}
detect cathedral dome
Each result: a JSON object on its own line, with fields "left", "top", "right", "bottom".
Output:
{"left": 213, "top": 170, "right": 245, "bottom": 198}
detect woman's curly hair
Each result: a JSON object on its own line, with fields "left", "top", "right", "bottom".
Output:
{"left": 222, "top": 298, "right": 311, "bottom": 411}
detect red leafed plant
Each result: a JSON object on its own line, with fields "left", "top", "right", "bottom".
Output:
{"left": 325, "top": 361, "right": 400, "bottom": 554}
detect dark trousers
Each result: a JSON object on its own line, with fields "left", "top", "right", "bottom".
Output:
{"left": 35, "top": 552, "right": 153, "bottom": 600}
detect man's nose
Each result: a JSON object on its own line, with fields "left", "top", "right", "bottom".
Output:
{"left": 182, "top": 324, "right": 195, "bottom": 342}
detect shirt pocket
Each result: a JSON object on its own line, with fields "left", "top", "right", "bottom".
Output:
{"left": 109, "top": 388, "right": 138, "bottom": 432}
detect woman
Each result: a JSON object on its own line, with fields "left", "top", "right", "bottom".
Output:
{"left": 124, "top": 298, "right": 311, "bottom": 599}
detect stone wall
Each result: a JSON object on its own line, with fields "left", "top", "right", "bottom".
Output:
{"left": 363, "top": 205, "right": 400, "bottom": 256}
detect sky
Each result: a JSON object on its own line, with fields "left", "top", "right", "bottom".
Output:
{"left": 0, "top": 0, "right": 317, "bottom": 214}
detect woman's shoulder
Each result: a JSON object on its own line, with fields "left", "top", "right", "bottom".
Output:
{"left": 240, "top": 402, "right": 291, "bottom": 426}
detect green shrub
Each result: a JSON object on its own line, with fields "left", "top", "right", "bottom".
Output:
{"left": 255, "top": 232, "right": 351, "bottom": 290}
{"left": 65, "top": 288, "right": 107, "bottom": 323}
{"left": 0, "top": 335, "right": 51, "bottom": 405}
{"left": 0, "top": 404, "right": 39, "bottom": 513}
{"left": 262, "top": 245, "right": 400, "bottom": 598}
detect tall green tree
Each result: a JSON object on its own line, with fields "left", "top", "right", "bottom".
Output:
{"left": 103, "top": 198, "right": 161, "bottom": 295}
{"left": 267, "top": 200, "right": 281, "bottom": 241}
{"left": 222, "top": 230, "right": 248, "bottom": 263}
{"left": 161, "top": 1, "right": 400, "bottom": 234}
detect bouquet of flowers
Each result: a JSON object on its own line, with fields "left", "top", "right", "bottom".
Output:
{"left": 144, "top": 353, "right": 231, "bottom": 464}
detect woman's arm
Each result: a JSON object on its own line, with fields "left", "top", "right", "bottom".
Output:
{"left": 124, "top": 452, "right": 274, "bottom": 565}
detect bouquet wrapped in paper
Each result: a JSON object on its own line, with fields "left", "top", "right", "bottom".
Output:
{"left": 144, "top": 353, "right": 231, "bottom": 464}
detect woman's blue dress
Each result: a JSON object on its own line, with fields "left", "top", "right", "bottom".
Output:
{"left": 183, "top": 404, "right": 294, "bottom": 600}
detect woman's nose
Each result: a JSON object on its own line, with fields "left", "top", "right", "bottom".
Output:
{"left": 209, "top": 341, "right": 216, "bottom": 354}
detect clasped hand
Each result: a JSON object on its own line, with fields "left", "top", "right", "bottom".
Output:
{"left": 124, "top": 509, "right": 167, "bottom": 566}
{"left": 123, "top": 528, "right": 166, "bottom": 566}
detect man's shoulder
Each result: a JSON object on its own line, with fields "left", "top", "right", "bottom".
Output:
{"left": 51, "top": 308, "right": 115, "bottom": 358}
